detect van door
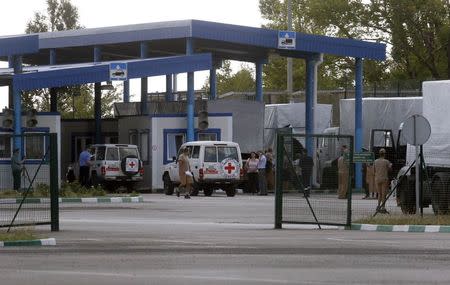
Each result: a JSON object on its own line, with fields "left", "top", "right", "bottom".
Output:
{"left": 105, "top": 146, "right": 120, "bottom": 177}
{"left": 202, "top": 146, "right": 221, "bottom": 180}
{"left": 217, "top": 146, "right": 240, "bottom": 180}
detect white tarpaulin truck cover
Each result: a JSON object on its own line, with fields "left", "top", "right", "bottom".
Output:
{"left": 340, "top": 97, "right": 422, "bottom": 150}
{"left": 406, "top": 80, "right": 450, "bottom": 167}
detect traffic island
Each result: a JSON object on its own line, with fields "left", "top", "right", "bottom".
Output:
{"left": 350, "top": 224, "right": 450, "bottom": 233}
{"left": 0, "top": 238, "right": 56, "bottom": 247}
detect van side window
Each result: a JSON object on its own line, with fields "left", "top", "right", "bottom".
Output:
{"left": 204, "top": 147, "right": 217, "bottom": 162}
{"left": 218, "top": 147, "right": 238, "bottom": 161}
{"left": 191, "top": 146, "right": 200, "bottom": 159}
{"left": 106, "top": 147, "right": 119, "bottom": 160}
{"left": 96, "top": 146, "right": 106, "bottom": 160}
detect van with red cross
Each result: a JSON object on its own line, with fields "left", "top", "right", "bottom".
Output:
{"left": 89, "top": 144, "right": 144, "bottom": 192}
{"left": 162, "top": 141, "right": 243, "bottom": 197}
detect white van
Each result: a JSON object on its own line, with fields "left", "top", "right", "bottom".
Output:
{"left": 162, "top": 141, "right": 243, "bottom": 197}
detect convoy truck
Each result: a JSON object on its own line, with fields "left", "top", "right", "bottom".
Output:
{"left": 399, "top": 80, "right": 450, "bottom": 214}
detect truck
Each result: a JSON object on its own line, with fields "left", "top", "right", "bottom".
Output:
{"left": 398, "top": 80, "right": 450, "bottom": 214}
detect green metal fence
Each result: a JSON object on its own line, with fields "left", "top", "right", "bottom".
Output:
{"left": 275, "top": 132, "right": 353, "bottom": 228}
{"left": 0, "top": 133, "right": 59, "bottom": 231}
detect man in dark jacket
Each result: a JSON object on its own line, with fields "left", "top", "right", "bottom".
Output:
{"left": 299, "top": 150, "right": 314, "bottom": 196}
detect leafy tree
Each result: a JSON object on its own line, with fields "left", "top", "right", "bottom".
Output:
{"left": 203, "top": 61, "right": 256, "bottom": 95}
{"left": 24, "top": 0, "right": 120, "bottom": 118}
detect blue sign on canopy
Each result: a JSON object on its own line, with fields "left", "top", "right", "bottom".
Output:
{"left": 278, "top": 31, "right": 296, "bottom": 49}
{"left": 109, "top": 62, "right": 128, "bottom": 80}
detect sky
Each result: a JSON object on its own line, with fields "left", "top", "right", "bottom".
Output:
{"left": 0, "top": 0, "right": 265, "bottom": 107}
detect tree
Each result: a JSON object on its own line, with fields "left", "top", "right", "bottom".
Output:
{"left": 25, "top": 0, "right": 120, "bottom": 118}
{"left": 259, "top": 0, "right": 450, "bottom": 88}
{"left": 203, "top": 61, "right": 256, "bottom": 96}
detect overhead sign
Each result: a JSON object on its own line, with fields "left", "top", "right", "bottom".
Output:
{"left": 109, "top": 62, "right": 128, "bottom": 81}
{"left": 353, "top": 152, "right": 374, "bottom": 163}
{"left": 278, "top": 31, "right": 296, "bottom": 49}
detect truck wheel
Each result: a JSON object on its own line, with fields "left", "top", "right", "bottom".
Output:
{"left": 163, "top": 174, "right": 174, "bottom": 195}
{"left": 398, "top": 175, "right": 415, "bottom": 214}
{"left": 204, "top": 186, "right": 214, "bottom": 197}
{"left": 431, "top": 172, "right": 450, "bottom": 215}
{"left": 224, "top": 185, "right": 236, "bottom": 197}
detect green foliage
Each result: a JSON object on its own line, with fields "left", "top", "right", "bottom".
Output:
{"left": 203, "top": 61, "right": 256, "bottom": 95}
{"left": 24, "top": 0, "right": 120, "bottom": 118}
{"left": 0, "top": 228, "right": 39, "bottom": 241}
{"left": 259, "top": 0, "right": 450, "bottom": 90}
{"left": 59, "top": 182, "right": 106, "bottom": 197}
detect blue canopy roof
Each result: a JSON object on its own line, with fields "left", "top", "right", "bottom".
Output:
{"left": 12, "top": 53, "right": 212, "bottom": 91}
{"left": 0, "top": 20, "right": 386, "bottom": 65}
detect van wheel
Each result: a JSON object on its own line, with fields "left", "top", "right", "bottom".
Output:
{"left": 163, "top": 174, "right": 174, "bottom": 195}
{"left": 204, "top": 186, "right": 214, "bottom": 197}
{"left": 126, "top": 183, "right": 136, "bottom": 193}
{"left": 431, "top": 173, "right": 450, "bottom": 214}
{"left": 105, "top": 182, "right": 119, "bottom": 193}
{"left": 224, "top": 185, "right": 236, "bottom": 197}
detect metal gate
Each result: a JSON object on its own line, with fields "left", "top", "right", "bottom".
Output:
{"left": 0, "top": 133, "right": 59, "bottom": 231}
{"left": 274, "top": 132, "right": 353, "bottom": 228}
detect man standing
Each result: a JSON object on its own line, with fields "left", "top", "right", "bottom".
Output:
{"left": 374, "top": 148, "right": 392, "bottom": 212}
{"left": 338, "top": 145, "right": 349, "bottom": 199}
{"left": 79, "top": 146, "right": 92, "bottom": 187}
{"left": 11, "top": 148, "right": 24, "bottom": 191}
{"left": 177, "top": 147, "right": 192, "bottom": 199}
{"left": 257, "top": 150, "right": 267, "bottom": 195}
{"left": 299, "top": 149, "right": 314, "bottom": 196}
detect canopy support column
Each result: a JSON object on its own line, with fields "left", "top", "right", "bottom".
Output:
{"left": 12, "top": 55, "right": 23, "bottom": 151}
{"left": 165, "top": 75, "right": 173, "bottom": 101}
{"left": 49, "top": 49, "right": 57, "bottom": 112}
{"left": 123, "top": 80, "right": 130, "bottom": 103}
{"left": 255, "top": 60, "right": 263, "bottom": 102}
{"left": 94, "top": 46, "right": 102, "bottom": 144}
{"left": 305, "top": 55, "right": 323, "bottom": 157}
{"left": 355, "top": 57, "right": 364, "bottom": 190}
{"left": 8, "top": 56, "right": 13, "bottom": 109}
{"left": 186, "top": 38, "right": 195, "bottom": 142}
{"left": 209, "top": 68, "right": 217, "bottom": 100}
{"left": 140, "top": 42, "right": 149, "bottom": 114}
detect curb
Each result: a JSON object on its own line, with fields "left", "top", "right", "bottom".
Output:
{"left": 0, "top": 196, "right": 144, "bottom": 204}
{"left": 0, "top": 237, "right": 56, "bottom": 247}
{"left": 351, "top": 224, "right": 450, "bottom": 233}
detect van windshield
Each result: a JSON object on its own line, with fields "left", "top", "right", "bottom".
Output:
{"left": 119, "top": 147, "right": 139, "bottom": 158}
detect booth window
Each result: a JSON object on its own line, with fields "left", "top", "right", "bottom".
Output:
{"left": 0, "top": 134, "right": 11, "bottom": 159}
{"left": 129, "top": 130, "right": 139, "bottom": 146}
{"left": 198, "top": 133, "right": 217, "bottom": 141}
{"left": 140, "top": 130, "right": 149, "bottom": 162}
{"left": 24, "top": 134, "right": 45, "bottom": 159}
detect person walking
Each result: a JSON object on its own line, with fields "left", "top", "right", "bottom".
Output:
{"left": 257, "top": 150, "right": 267, "bottom": 195}
{"left": 78, "top": 146, "right": 92, "bottom": 187}
{"left": 265, "top": 148, "right": 275, "bottom": 191}
{"left": 245, "top": 152, "right": 259, "bottom": 194}
{"left": 299, "top": 149, "right": 314, "bottom": 197}
{"left": 11, "top": 148, "right": 25, "bottom": 191}
{"left": 374, "top": 148, "right": 392, "bottom": 212}
{"left": 177, "top": 147, "right": 192, "bottom": 199}
{"left": 365, "top": 163, "right": 376, "bottom": 199}
{"left": 337, "top": 145, "right": 349, "bottom": 199}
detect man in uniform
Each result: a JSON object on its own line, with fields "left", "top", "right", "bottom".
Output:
{"left": 177, "top": 147, "right": 192, "bottom": 199}
{"left": 374, "top": 148, "right": 392, "bottom": 212}
{"left": 338, "top": 145, "right": 349, "bottom": 199}
{"left": 11, "top": 148, "right": 25, "bottom": 191}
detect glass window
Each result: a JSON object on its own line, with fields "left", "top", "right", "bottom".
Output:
{"left": 167, "top": 133, "right": 186, "bottom": 161}
{"left": 95, "top": 146, "right": 106, "bottom": 160}
{"left": 198, "top": 133, "right": 217, "bottom": 141}
{"left": 217, "top": 147, "right": 238, "bottom": 162}
{"left": 25, "top": 135, "right": 45, "bottom": 159}
{"left": 129, "top": 130, "right": 138, "bottom": 145}
{"left": 106, "top": 147, "right": 119, "bottom": 160}
{"left": 140, "top": 130, "right": 149, "bottom": 162}
{"left": 0, "top": 134, "right": 12, "bottom": 159}
{"left": 204, "top": 147, "right": 217, "bottom": 162}
{"left": 191, "top": 146, "right": 200, "bottom": 159}
{"left": 119, "top": 147, "right": 139, "bottom": 159}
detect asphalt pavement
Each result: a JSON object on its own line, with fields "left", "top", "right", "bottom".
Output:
{"left": 1, "top": 193, "right": 450, "bottom": 285}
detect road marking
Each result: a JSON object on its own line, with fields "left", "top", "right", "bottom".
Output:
{"left": 327, "top": 237, "right": 401, "bottom": 244}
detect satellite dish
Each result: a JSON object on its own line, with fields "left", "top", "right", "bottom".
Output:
{"left": 402, "top": 114, "right": 431, "bottom": 146}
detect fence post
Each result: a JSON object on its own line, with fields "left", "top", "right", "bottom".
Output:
{"left": 50, "top": 133, "right": 59, "bottom": 231}
{"left": 346, "top": 136, "right": 354, "bottom": 227}
{"left": 275, "top": 132, "right": 284, "bottom": 229}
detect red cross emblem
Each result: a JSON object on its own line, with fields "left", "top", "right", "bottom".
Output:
{"left": 224, "top": 162, "right": 236, "bottom": 174}
{"left": 128, "top": 161, "right": 136, "bottom": 168}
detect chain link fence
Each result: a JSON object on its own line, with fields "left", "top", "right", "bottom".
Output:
{"left": 0, "top": 133, "right": 59, "bottom": 230}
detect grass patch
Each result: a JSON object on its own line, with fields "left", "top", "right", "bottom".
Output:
{"left": 0, "top": 228, "right": 39, "bottom": 241}
{"left": 355, "top": 214, "right": 450, "bottom": 225}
